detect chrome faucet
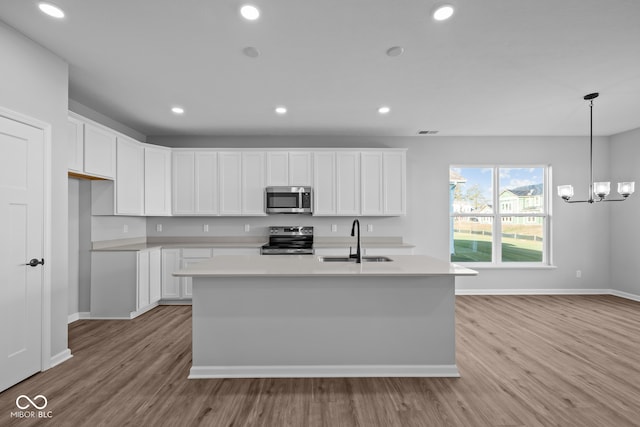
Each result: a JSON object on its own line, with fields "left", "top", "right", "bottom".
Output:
{"left": 350, "top": 219, "right": 362, "bottom": 263}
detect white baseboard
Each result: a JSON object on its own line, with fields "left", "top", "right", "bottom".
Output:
{"left": 455, "top": 288, "right": 612, "bottom": 296}
{"left": 189, "top": 364, "right": 460, "bottom": 379}
{"left": 159, "top": 299, "right": 192, "bottom": 305}
{"left": 129, "top": 301, "right": 159, "bottom": 319}
{"left": 49, "top": 348, "right": 72, "bottom": 368}
{"left": 610, "top": 289, "right": 640, "bottom": 302}
{"left": 67, "top": 312, "right": 91, "bottom": 324}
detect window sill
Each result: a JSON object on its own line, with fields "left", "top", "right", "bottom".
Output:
{"left": 453, "top": 263, "right": 557, "bottom": 270}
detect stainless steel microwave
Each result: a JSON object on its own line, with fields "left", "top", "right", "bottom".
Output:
{"left": 265, "top": 186, "right": 313, "bottom": 214}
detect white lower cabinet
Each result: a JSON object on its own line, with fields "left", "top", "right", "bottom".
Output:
{"left": 161, "top": 248, "right": 183, "bottom": 300}
{"left": 161, "top": 247, "right": 261, "bottom": 302}
{"left": 90, "top": 248, "right": 161, "bottom": 318}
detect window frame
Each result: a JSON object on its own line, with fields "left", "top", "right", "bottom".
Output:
{"left": 450, "top": 165, "right": 552, "bottom": 268}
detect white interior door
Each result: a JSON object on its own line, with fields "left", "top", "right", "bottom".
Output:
{"left": 0, "top": 115, "right": 45, "bottom": 391}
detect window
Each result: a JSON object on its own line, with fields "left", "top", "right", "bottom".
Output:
{"left": 449, "top": 166, "right": 550, "bottom": 265}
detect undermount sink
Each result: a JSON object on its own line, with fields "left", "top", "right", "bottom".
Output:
{"left": 318, "top": 256, "right": 393, "bottom": 263}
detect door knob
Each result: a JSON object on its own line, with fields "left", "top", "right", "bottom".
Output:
{"left": 26, "top": 258, "right": 45, "bottom": 267}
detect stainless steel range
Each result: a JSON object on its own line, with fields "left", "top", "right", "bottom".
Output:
{"left": 261, "top": 226, "right": 314, "bottom": 255}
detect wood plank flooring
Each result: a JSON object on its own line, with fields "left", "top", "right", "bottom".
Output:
{"left": 1, "top": 295, "right": 639, "bottom": 426}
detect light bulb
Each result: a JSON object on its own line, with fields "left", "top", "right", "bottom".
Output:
{"left": 557, "top": 185, "right": 574, "bottom": 200}
{"left": 593, "top": 182, "right": 610, "bottom": 199}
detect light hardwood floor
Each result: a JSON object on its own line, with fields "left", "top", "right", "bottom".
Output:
{"left": 1, "top": 295, "right": 639, "bottom": 426}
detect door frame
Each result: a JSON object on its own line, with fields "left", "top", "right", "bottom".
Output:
{"left": 0, "top": 105, "right": 53, "bottom": 372}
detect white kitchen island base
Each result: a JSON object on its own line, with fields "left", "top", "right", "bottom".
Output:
{"left": 189, "top": 274, "right": 460, "bottom": 379}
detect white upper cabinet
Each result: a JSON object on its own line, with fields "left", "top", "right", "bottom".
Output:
{"left": 289, "top": 151, "right": 313, "bottom": 185}
{"left": 218, "top": 152, "right": 243, "bottom": 215}
{"left": 312, "top": 149, "right": 405, "bottom": 216}
{"left": 266, "top": 151, "right": 313, "bottom": 186}
{"left": 172, "top": 151, "right": 196, "bottom": 214}
{"left": 194, "top": 152, "right": 218, "bottom": 215}
{"left": 144, "top": 144, "right": 172, "bottom": 216}
{"left": 359, "top": 150, "right": 407, "bottom": 216}
{"left": 383, "top": 150, "right": 406, "bottom": 215}
{"left": 84, "top": 122, "right": 116, "bottom": 179}
{"left": 313, "top": 151, "right": 360, "bottom": 216}
{"left": 360, "top": 152, "right": 384, "bottom": 215}
{"left": 266, "top": 152, "right": 289, "bottom": 186}
{"left": 116, "top": 137, "right": 145, "bottom": 215}
{"left": 241, "top": 151, "right": 266, "bottom": 215}
{"left": 172, "top": 150, "right": 219, "bottom": 215}
{"left": 67, "top": 116, "right": 84, "bottom": 173}
{"left": 336, "top": 151, "right": 361, "bottom": 216}
{"left": 313, "top": 151, "right": 337, "bottom": 215}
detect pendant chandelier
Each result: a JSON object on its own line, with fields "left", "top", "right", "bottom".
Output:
{"left": 557, "top": 92, "right": 635, "bottom": 203}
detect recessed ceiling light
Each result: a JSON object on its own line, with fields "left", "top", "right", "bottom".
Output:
{"left": 432, "top": 4, "right": 455, "bottom": 21}
{"left": 275, "top": 106, "right": 287, "bottom": 115}
{"left": 386, "top": 46, "right": 404, "bottom": 57}
{"left": 171, "top": 106, "right": 185, "bottom": 115}
{"left": 240, "top": 5, "right": 260, "bottom": 20}
{"left": 242, "top": 46, "right": 260, "bottom": 58}
{"left": 38, "top": 2, "right": 65, "bottom": 19}
{"left": 378, "top": 106, "right": 391, "bottom": 114}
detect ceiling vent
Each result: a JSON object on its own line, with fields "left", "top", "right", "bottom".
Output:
{"left": 418, "top": 130, "right": 439, "bottom": 135}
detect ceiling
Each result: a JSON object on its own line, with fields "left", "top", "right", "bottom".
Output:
{"left": 1, "top": 0, "right": 639, "bottom": 137}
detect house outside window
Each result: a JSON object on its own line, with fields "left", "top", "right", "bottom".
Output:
{"left": 449, "top": 166, "right": 550, "bottom": 266}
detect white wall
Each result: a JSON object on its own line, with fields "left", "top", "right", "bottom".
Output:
{"left": 148, "top": 134, "right": 614, "bottom": 292}
{"left": 0, "top": 21, "right": 70, "bottom": 359}
{"left": 68, "top": 179, "right": 79, "bottom": 316}
{"left": 610, "top": 127, "right": 640, "bottom": 296}
{"left": 68, "top": 178, "right": 92, "bottom": 316}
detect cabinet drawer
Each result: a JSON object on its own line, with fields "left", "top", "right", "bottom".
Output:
{"left": 181, "top": 248, "right": 213, "bottom": 258}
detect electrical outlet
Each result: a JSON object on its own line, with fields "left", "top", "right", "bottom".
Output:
{"left": 244, "top": 224, "right": 250, "bottom": 233}
{"left": 367, "top": 224, "right": 373, "bottom": 232}
{"left": 203, "top": 224, "right": 209, "bottom": 232}
{"left": 156, "top": 224, "right": 162, "bottom": 232}
{"left": 123, "top": 224, "right": 129, "bottom": 233}
{"left": 331, "top": 224, "right": 337, "bottom": 232}
{"left": 576, "top": 270, "right": 582, "bottom": 278}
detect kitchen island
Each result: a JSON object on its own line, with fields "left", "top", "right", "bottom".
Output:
{"left": 175, "top": 255, "right": 477, "bottom": 379}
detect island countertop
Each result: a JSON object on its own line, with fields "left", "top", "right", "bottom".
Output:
{"left": 174, "top": 254, "right": 477, "bottom": 277}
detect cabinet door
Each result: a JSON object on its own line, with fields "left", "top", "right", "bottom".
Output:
{"left": 383, "top": 151, "right": 406, "bottom": 215}
{"left": 266, "top": 152, "right": 289, "bottom": 186}
{"left": 195, "top": 152, "right": 218, "bottom": 215}
{"left": 137, "top": 251, "right": 150, "bottom": 310}
{"left": 336, "top": 151, "right": 361, "bottom": 215}
{"left": 289, "top": 152, "right": 313, "bottom": 185}
{"left": 84, "top": 123, "right": 116, "bottom": 179}
{"left": 116, "top": 138, "right": 145, "bottom": 215}
{"left": 242, "top": 151, "right": 266, "bottom": 215}
{"left": 360, "top": 152, "right": 383, "bottom": 215}
{"left": 313, "top": 151, "right": 336, "bottom": 215}
{"left": 149, "top": 249, "right": 162, "bottom": 304}
{"left": 172, "top": 151, "right": 196, "bottom": 214}
{"left": 218, "top": 152, "right": 242, "bottom": 215}
{"left": 181, "top": 258, "right": 206, "bottom": 298}
{"left": 144, "top": 146, "right": 172, "bottom": 216}
{"left": 161, "top": 249, "right": 181, "bottom": 299}
{"left": 67, "top": 116, "right": 84, "bottom": 173}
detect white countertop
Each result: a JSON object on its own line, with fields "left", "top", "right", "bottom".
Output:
{"left": 174, "top": 255, "right": 477, "bottom": 277}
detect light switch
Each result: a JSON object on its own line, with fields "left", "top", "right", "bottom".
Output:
{"left": 367, "top": 224, "right": 373, "bottom": 232}
{"left": 156, "top": 224, "right": 162, "bottom": 232}
{"left": 331, "top": 224, "right": 337, "bottom": 232}
{"left": 203, "top": 224, "right": 209, "bottom": 232}
{"left": 123, "top": 224, "right": 129, "bottom": 233}
{"left": 244, "top": 224, "right": 250, "bottom": 232}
